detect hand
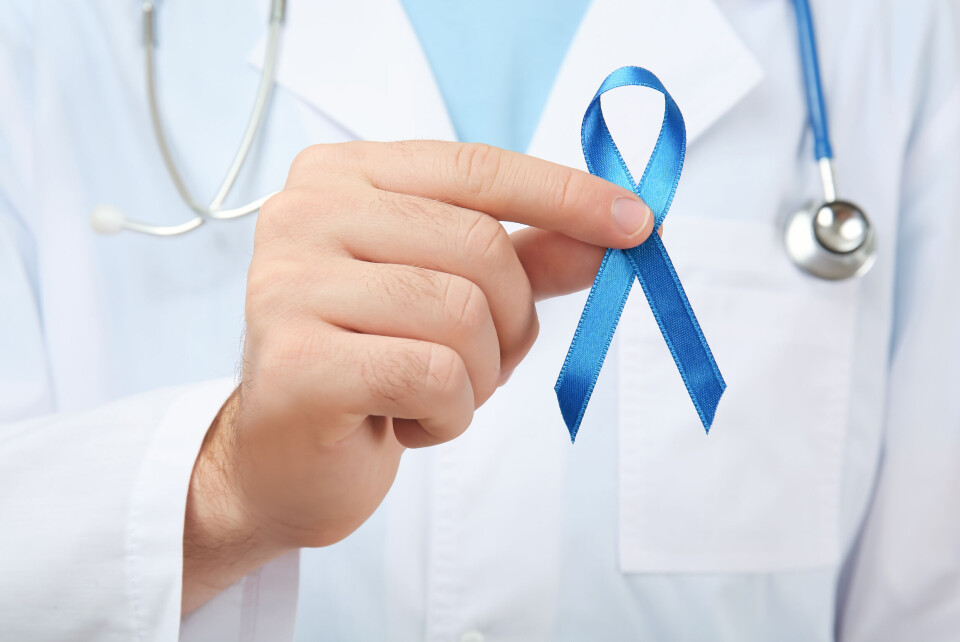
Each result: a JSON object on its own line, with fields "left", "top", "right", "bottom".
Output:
{"left": 182, "top": 141, "right": 653, "bottom": 612}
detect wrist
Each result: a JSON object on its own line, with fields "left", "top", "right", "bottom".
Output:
{"left": 181, "top": 389, "right": 288, "bottom": 614}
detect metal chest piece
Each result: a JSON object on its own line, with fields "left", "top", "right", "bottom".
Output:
{"left": 785, "top": 198, "right": 876, "bottom": 280}
{"left": 785, "top": 158, "right": 876, "bottom": 280}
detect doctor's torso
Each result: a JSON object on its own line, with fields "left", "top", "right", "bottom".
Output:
{"left": 6, "top": 0, "right": 955, "bottom": 640}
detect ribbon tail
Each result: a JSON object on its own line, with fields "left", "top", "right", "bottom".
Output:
{"left": 555, "top": 248, "right": 635, "bottom": 441}
{"left": 625, "top": 234, "right": 726, "bottom": 431}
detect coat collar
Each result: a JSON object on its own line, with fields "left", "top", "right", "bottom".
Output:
{"left": 249, "top": 0, "right": 457, "bottom": 142}
{"left": 249, "top": 0, "right": 763, "bottom": 169}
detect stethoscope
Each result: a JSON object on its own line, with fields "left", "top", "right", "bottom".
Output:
{"left": 783, "top": 0, "right": 875, "bottom": 279}
{"left": 91, "top": 0, "right": 875, "bottom": 281}
{"left": 90, "top": 0, "right": 286, "bottom": 236}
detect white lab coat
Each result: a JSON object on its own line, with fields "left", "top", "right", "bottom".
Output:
{"left": 1, "top": 0, "right": 958, "bottom": 640}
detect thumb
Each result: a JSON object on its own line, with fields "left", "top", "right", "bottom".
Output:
{"left": 512, "top": 224, "right": 664, "bottom": 302}
{"left": 511, "top": 227, "right": 607, "bottom": 302}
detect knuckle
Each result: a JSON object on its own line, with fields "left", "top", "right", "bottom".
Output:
{"left": 288, "top": 144, "right": 326, "bottom": 177}
{"left": 424, "top": 343, "right": 465, "bottom": 396}
{"left": 255, "top": 186, "right": 361, "bottom": 253}
{"left": 255, "top": 189, "right": 311, "bottom": 240}
{"left": 462, "top": 212, "right": 510, "bottom": 262}
{"left": 364, "top": 343, "right": 432, "bottom": 404}
{"left": 441, "top": 275, "right": 487, "bottom": 333}
{"left": 365, "top": 342, "right": 464, "bottom": 407}
{"left": 548, "top": 166, "right": 578, "bottom": 212}
{"left": 289, "top": 143, "right": 349, "bottom": 174}
{"left": 454, "top": 142, "right": 504, "bottom": 196}
{"left": 256, "top": 190, "right": 291, "bottom": 227}
{"left": 287, "top": 142, "right": 364, "bottom": 186}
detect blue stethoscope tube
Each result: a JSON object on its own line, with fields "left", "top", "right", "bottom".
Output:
{"left": 792, "top": 0, "right": 833, "bottom": 161}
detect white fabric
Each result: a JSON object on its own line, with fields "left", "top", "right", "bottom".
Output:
{"left": 0, "top": 379, "right": 300, "bottom": 641}
{"left": 0, "top": 0, "right": 958, "bottom": 640}
{"left": 618, "top": 217, "right": 857, "bottom": 572}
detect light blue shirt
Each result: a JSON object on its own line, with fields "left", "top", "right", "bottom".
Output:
{"left": 399, "top": 0, "right": 591, "bottom": 152}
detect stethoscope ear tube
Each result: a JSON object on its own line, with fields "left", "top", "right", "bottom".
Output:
{"left": 91, "top": 0, "right": 284, "bottom": 236}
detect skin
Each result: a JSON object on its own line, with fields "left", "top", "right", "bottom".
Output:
{"left": 181, "top": 141, "right": 653, "bottom": 613}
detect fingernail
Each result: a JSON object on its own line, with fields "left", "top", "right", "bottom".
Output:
{"left": 611, "top": 197, "right": 652, "bottom": 237}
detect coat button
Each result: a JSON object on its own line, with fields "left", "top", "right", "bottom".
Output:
{"left": 459, "top": 630, "right": 485, "bottom": 642}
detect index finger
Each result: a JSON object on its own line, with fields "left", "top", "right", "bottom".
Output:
{"left": 315, "top": 141, "right": 653, "bottom": 250}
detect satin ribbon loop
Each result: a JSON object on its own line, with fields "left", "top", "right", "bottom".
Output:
{"left": 555, "top": 66, "right": 726, "bottom": 442}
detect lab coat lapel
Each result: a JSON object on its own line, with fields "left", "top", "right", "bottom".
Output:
{"left": 248, "top": 0, "right": 456, "bottom": 142}
{"left": 527, "top": 0, "right": 764, "bottom": 170}
{"left": 251, "top": 0, "right": 763, "bottom": 163}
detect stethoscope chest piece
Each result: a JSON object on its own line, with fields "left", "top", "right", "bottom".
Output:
{"left": 785, "top": 199, "right": 876, "bottom": 280}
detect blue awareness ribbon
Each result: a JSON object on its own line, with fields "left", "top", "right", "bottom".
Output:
{"left": 555, "top": 66, "right": 726, "bottom": 442}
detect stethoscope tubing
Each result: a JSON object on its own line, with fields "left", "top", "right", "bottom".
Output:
{"left": 792, "top": 0, "right": 834, "bottom": 162}
{"left": 90, "top": 0, "right": 285, "bottom": 236}
{"left": 99, "top": 0, "right": 875, "bottom": 282}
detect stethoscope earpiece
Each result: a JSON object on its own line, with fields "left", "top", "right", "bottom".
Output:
{"left": 90, "top": 205, "right": 127, "bottom": 235}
